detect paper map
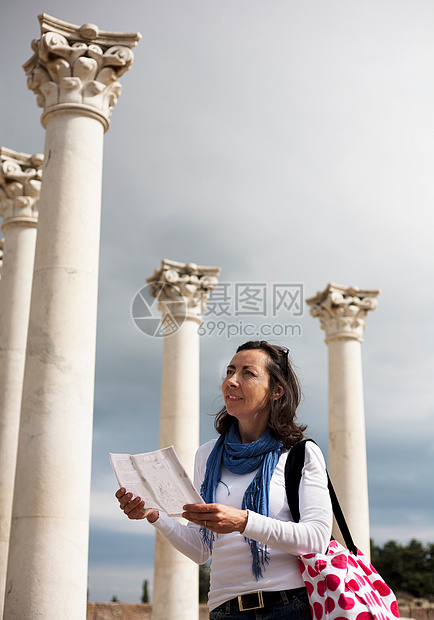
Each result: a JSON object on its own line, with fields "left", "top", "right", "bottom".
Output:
{"left": 110, "top": 445, "right": 203, "bottom": 517}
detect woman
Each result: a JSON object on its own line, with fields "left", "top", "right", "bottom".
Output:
{"left": 116, "top": 340, "right": 332, "bottom": 619}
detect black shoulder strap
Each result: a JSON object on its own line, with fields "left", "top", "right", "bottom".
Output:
{"left": 285, "top": 438, "right": 311, "bottom": 523}
{"left": 284, "top": 438, "right": 358, "bottom": 556}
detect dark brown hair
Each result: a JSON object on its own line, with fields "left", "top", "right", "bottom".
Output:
{"left": 215, "top": 340, "right": 306, "bottom": 448}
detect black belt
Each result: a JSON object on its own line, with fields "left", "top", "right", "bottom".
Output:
{"left": 215, "top": 587, "right": 307, "bottom": 612}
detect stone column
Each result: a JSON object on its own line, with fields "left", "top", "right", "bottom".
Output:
{"left": 4, "top": 15, "right": 141, "bottom": 620}
{"left": 306, "top": 283, "right": 380, "bottom": 558}
{"left": 0, "top": 148, "right": 42, "bottom": 616}
{"left": 146, "top": 259, "right": 220, "bottom": 620}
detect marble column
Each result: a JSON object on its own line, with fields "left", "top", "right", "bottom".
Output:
{"left": 306, "top": 283, "right": 380, "bottom": 558}
{"left": 0, "top": 148, "right": 42, "bottom": 616}
{"left": 4, "top": 15, "right": 141, "bottom": 620}
{"left": 146, "top": 259, "right": 220, "bottom": 620}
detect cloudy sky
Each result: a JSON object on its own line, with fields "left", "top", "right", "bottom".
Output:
{"left": 1, "top": 0, "right": 434, "bottom": 604}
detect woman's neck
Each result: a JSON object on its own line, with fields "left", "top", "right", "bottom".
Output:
{"left": 238, "top": 420, "right": 269, "bottom": 444}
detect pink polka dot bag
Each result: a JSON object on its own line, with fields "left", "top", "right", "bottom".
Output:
{"left": 298, "top": 539, "right": 399, "bottom": 620}
{"left": 285, "top": 440, "right": 399, "bottom": 620}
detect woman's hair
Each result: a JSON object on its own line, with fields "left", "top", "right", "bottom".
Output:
{"left": 215, "top": 340, "right": 306, "bottom": 448}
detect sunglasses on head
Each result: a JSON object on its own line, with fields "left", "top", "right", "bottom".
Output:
{"left": 271, "top": 345, "right": 289, "bottom": 378}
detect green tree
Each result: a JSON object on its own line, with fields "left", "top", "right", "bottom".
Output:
{"left": 199, "top": 561, "right": 211, "bottom": 603}
{"left": 141, "top": 579, "right": 150, "bottom": 603}
{"left": 110, "top": 595, "right": 120, "bottom": 602}
{"left": 371, "top": 539, "right": 434, "bottom": 599}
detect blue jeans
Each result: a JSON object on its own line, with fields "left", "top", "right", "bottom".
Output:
{"left": 209, "top": 588, "right": 312, "bottom": 620}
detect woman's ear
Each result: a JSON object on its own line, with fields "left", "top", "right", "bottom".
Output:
{"left": 273, "top": 384, "right": 284, "bottom": 400}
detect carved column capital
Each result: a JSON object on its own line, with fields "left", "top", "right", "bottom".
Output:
{"left": 0, "top": 148, "right": 43, "bottom": 231}
{"left": 23, "top": 13, "right": 141, "bottom": 131}
{"left": 147, "top": 259, "right": 221, "bottom": 323}
{"left": 306, "top": 283, "right": 380, "bottom": 343}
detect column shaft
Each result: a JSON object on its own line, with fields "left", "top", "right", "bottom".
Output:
{"left": 159, "top": 320, "right": 200, "bottom": 470}
{"left": 153, "top": 320, "right": 200, "bottom": 620}
{"left": 327, "top": 338, "right": 370, "bottom": 554}
{"left": 0, "top": 225, "right": 37, "bottom": 613}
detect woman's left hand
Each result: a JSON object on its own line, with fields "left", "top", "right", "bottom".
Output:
{"left": 182, "top": 503, "right": 248, "bottom": 534}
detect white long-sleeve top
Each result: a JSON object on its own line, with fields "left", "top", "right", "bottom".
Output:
{"left": 152, "top": 438, "right": 332, "bottom": 611}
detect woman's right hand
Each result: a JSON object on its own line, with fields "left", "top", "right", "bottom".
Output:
{"left": 115, "top": 487, "right": 159, "bottom": 523}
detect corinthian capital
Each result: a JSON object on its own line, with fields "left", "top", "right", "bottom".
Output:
{"left": 23, "top": 14, "right": 141, "bottom": 131}
{"left": 147, "top": 259, "right": 221, "bottom": 322}
{"left": 0, "top": 147, "right": 43, "bottom": 230}
{"left": 306, "top": 283, "right": 380, "bottom": 343}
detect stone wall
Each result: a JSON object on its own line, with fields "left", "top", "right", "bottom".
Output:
{"left": 86, "top": 603, "right": 209, "bottom": 619}
{"left": 399, "top": 607, "right": 434, "bottom": 620}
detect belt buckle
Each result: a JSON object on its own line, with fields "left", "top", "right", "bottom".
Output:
{"left": 238, "top": 591, "right": 264, "bottom": 611}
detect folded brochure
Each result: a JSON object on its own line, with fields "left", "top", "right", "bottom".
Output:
{"left": 110, "top": 445, "right": 204, "bottom": 517}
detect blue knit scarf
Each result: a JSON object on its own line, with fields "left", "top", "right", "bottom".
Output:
{"left": 200, "top": 423, "right": 283, "bottom": 579}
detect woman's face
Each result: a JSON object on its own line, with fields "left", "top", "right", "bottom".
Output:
{"left": 222, "top": 348, "right": 274, "bottom": 434}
